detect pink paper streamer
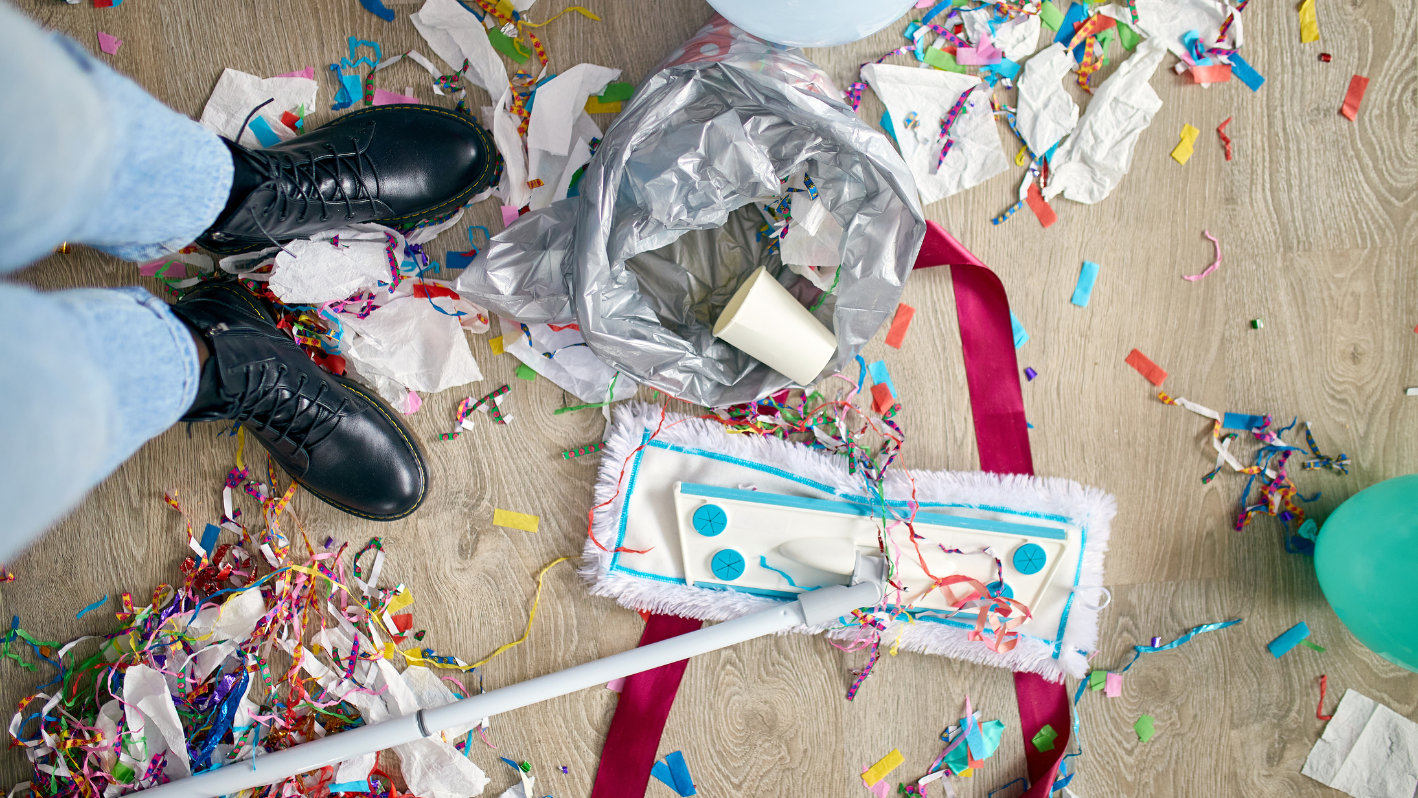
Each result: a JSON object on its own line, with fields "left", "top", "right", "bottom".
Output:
{"left": 276, "top": 66, "right": 316, "bottom": 80}
{"left": 97, "top": 31, "right": 122, "bottom": 54}
{"left": 1182, "top": 230, "right": 1223, "bottom": 281}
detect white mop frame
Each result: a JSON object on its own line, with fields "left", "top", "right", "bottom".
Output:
{"left": 582, "top": 403, "right": 1116, "bottom": 682}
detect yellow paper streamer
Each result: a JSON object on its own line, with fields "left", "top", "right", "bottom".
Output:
{"left": 235, "top": 427, "right": 246, "bottom": 471}
{"left": 1298, "top": 0, "right": 1320, "bottom": 43}
{"left": 521, "top": 5, "right": 601, "bottom": 26}
{"left": 493, "top": 508, "right": 540, "bottom": 533}
{"left": 467, "top": 557, "right": 570, "bottom": 668}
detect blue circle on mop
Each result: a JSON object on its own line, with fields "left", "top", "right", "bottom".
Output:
{"left": 711, "top": 549, "right": 745, "bottom": 581}
{"left": 1012, "top": 543, "right": 1047, "bottom": 575}
{"left": 693, "top": 504, "right": 728, "bottom": 537}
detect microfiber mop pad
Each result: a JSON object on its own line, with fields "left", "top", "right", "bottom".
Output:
{"left": 581, "top": 402, "right": 1115, "bottom": 682}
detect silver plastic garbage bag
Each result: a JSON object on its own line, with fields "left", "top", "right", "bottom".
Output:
{"left": 456, "top": 17, "right": 925, "bottom": 407}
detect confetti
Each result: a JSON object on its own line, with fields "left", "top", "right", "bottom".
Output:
{"left": 96, "top": 31, "right": 122, "bottom": 54}
{"left": 884, "top": 303, "right": 916, "bottom": 349}
{"left": 1182, "top": 230, "right": 1224, "bottom": 281}
{"left": 1298, "top": 0, "right": 1320, "bottom": 42}
{"left": 1024, "top": 182, "right": 1058, "bottom": 228}
{"left": 862, "top": 749, "right": 904, "bottom": 787}
{"left": 515, "top": 362, "right": 538, "bottom": 380}
{"left": 584, "top": 97, "right": 622, "bottom": 114}
{"left": 1010, "top": 311, "right": 1029, "bottom": 348}
{"left": 1024, "top": 367, "right": 1038, "bottom": 381}
{"left": 493, "top": 508, "right": 540, "bottom": 533}
{"left": 1125, "top": 349, "right": 1167, "bottom": 386}
{"left": 1340, "top": 75, "right": 1369, "bottom": 120}
{"left": 1105, "top": 672, "right": 1123, "bottom": 697}
{"left": 1134, "top": 715, "right": 1156, "bottom": 742}
{"left": 562, "top": 441, "right": 607, "bottom": 460}
{"left": 1320, "top": 52, "right": 1332, "bottom": 62}
{"left": 1171, "top": 124, "right": 1200, "bottom": 164}
{"left": 1251, "top": 319, "right": 1263, "bottom": 329}
{"left": 1072, "top": 260, "right": 1100, "bottom": 307}
{"left": 1032, "top": 724, "right": 1058, "bottom": 752}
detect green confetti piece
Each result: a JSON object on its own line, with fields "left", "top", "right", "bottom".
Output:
{"left": 1135, "top": 715, "right": 1156, "bottom": 743}
{"left": 1032, "top": 724, "right": 1058, "bottom": 752}
{"left": 1302, "top": 639, "right": 1327, "bottom": 652}
{"left": 598, "top": 82, "right": 634, "bottom": 102}
{"left": 487, "top": 27, "right": 530, "bottom": 64}
{"left": 1039, "top": 0, "right": 1065, "bottom": 30}
{"left": 112, "top": 763, "right": 135, "bottom": 784}
{"left": 1117, "top": 21, "right": 1142, "bottom": 51}
{"left": 515, "top": 363, "right": 538, "bottom": 381}
{"left": 1089, "top": 670, "right": 1107, "bottom": 690}
{"left": 923, "top": 47, "right": 966, "bottom": 73}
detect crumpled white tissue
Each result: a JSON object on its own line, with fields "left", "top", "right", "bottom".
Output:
{"left": 781, "top": 192, "right": 844, "bottom": 290}
{"left": 528, "top": 111, "right": 602, "bottom": 210}
{"left": 410, "top": 0, "right": 508, "bottom": 96}
{"left": 1100, "top": 0, "right": 1230, "bottom": 58}
{"left": 492, "top": 89, "right": 532, "bottom": 210}
{"left": 1015, "top": 43, "right": 1078, "bottom": 156}
{"left": 527, "top": 64, "right": 620, "bottom": 157}
{"left": 1302, "top": 689, "right": 1418, "bottom": 798}
{"left": 199, "top": 69, "right": 318, "bottom": 147}
{"left": 500, "top": 317, "right": 638, "bottom": 405}
{"left": 268, "top": 229, "right": 402, "bottom": 305}
{"left": 862, "top": 64, "right": 1008, "bottom": 205}
{"left": 959, "top": 7, "right": 997, "bottom": 45}
{"left": 342, "top": 295, "right": 484, "bottom": 408}
{"left": 122, "top": 665, "right": 192, "bottom": 779}
{"left": 993, "top": 13, "right": 1042, "bottom": 60}
{"left": 1042, "top": 38, "right": 1167, "bottom": 204}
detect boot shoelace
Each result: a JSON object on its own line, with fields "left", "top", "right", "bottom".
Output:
{"left": 251, "top": 137, "right": 386, "bottom": 226}
{"left": 231, "top": 362, "right": 348, "bottom": 456}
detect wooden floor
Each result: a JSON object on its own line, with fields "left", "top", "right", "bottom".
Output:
{"left": 5, "top": 0, "right": 1417, "bottom": 796}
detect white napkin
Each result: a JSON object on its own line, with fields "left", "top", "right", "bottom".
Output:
{"left": 1016, "top": 43, "right": 1079, "bottom": 156}
{"left": 1303, "top": 690, "right": 1418, "bottom": 798}
{"left": 199, "top": 69, "right": 318, "bottom": 146}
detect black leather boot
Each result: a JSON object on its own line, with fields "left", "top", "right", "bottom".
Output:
{"left": 172, "top": 282, "right": 428, "bottom": 520}
{"left": 198, "top": 105, "right": 498, "bottom": 254}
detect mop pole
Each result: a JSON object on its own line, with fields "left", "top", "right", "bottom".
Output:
{"left": 135, "top": 580, "right": 883, "bottom": 798}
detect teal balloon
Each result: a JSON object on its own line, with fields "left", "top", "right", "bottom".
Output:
{"left": 1315, "top": 475, "right": 1418, "bottom": 672}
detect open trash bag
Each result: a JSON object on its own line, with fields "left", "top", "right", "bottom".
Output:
{"left": 456, "top": 17, "right": 925, "bottom": 406}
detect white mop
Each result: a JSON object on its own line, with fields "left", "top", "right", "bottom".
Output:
{"left": 583, "top": 402, "right": 1116, "bottom": 682}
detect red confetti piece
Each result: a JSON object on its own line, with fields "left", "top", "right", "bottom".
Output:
{"left": 1340, "top": 75, "right": 1369, "bottom": 120}
{"left": 1190, "top": 64, "right": 1232, "bottom": 83}
{"left": 1025, "top": 183, "right": 1058, "bottom": 228}
{"left": 884, "top": 303, "right": 916, "bottom": 349}
{"left": 870, "top": 382, "right": 895, "bottom": 414}
{"left": 1319, "top": 53, "right": 1332, "bottom": 62}
{"left": 1125, "top": 349, "right": 1168, "bottom": 386}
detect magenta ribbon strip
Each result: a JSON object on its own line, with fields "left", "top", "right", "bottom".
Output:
{"left": 588, "top": 613, "right": 703, "bottom": 798}
{"left": 592, "top": 220, "right": 1069, "bottom": 798}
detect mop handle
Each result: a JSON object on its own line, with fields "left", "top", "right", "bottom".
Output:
{"left": 136, "top": 581, "right": 883, "bottom": 798}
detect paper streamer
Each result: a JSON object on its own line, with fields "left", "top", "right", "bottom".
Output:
{"left": 1120, "top": 618, "right": 1244, "bottom": 671}
{"left": 1182, "top": 230, "right": 1223, "bottom": 281}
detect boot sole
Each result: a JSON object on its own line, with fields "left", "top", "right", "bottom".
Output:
{"left": 201, "top": 107, "right": 500, "bottom": 257}
{"left": 292, "top": 373, "right": 431, "bottom": 522}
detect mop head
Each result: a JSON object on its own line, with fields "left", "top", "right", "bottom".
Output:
{"left": 581, "top": 403, "right": 1115, "bottom": 682}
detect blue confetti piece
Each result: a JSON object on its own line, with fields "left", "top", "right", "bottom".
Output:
{"left": 247, "top": 116, "right": 281, "bottom": 148}
{"left": 1055, "top": 3, "right": 1088, "bottom": 49}
{"left": 994, "top": 57, "right": 1022, "bottom": 80}
{"left": 446, "top": 250, "right": 479, "bottom": 270}
{"left": 1227, "top": 53, "right": 1266, "bottom": 91}
{"left": 358, "top": 0, "right": 395, "bottom": 21}
{"left": 75, "top": 595, "right": 109, "bottom": 620}
{"left": 1222, "top": 412, "right": 1265, "bottom": 431}
{"left": 1010, "top": 311, "right": 1029, "bottom": 348}
{"left": 200, "top": 523, "right": 221, "bottom": 556}
{"left": 666, "top": 751, "right": 697, "bottom": 797}
{"left": 1267, "top": 622, "right": 1310, "bottom": 658}
{"left": 867, "top": 359, "right": 898, "bottom": 399}
{"left": 328, "top": 782, "right": 369, "bottom": 794}
{"left": 1072, "top": 261, "right": 1100, "bottom": 307}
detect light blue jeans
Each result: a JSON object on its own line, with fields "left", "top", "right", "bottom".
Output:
{"left": 0, "top": 3, "right": 232, "bottom": 556}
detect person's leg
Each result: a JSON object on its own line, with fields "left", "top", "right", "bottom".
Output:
{"left": 0, "top": 284, "right": 201, "bottom": 559}
{"left": 0, "top": 2, "right": 232, "bottom": 269}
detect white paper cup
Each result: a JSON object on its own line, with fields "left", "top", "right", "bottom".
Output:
{"left": 712, "top": 266, "right": 838, "bottom": 385}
